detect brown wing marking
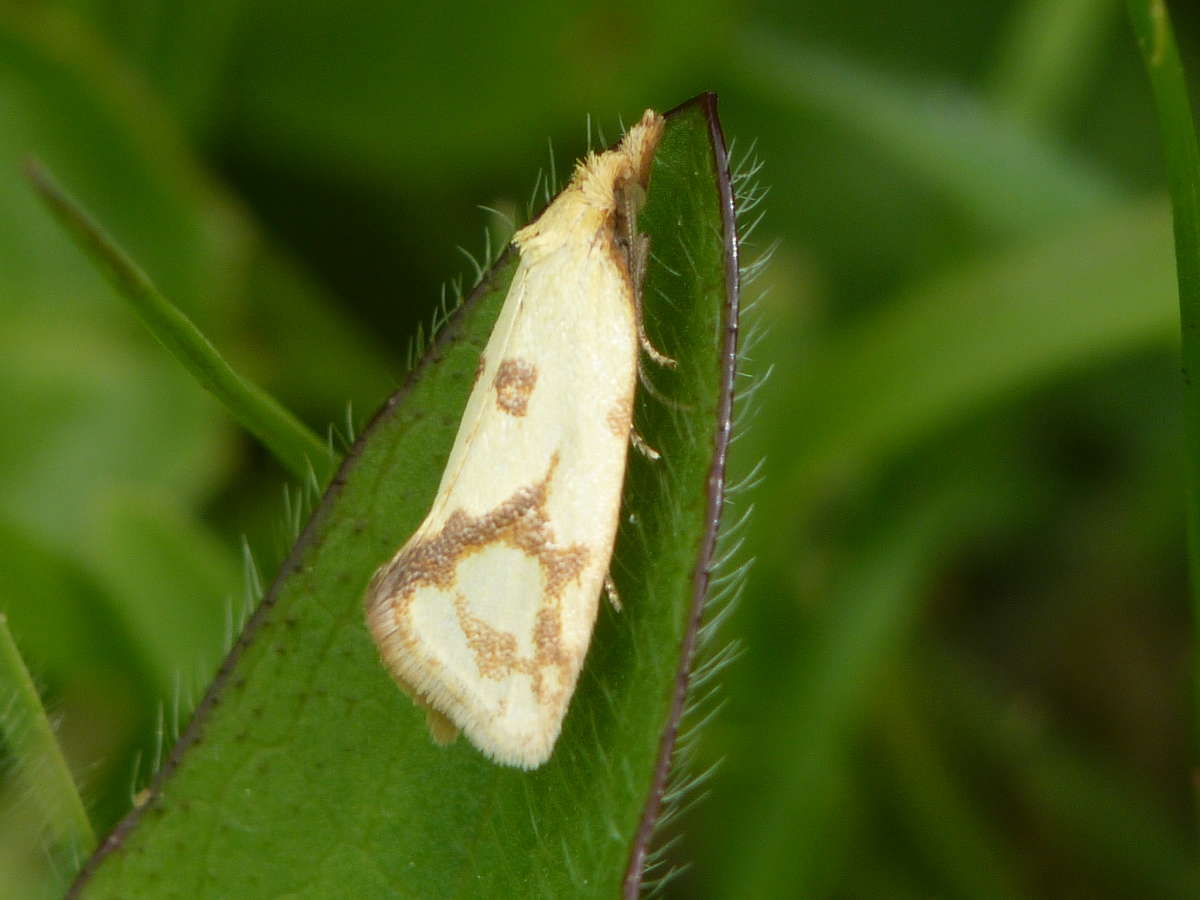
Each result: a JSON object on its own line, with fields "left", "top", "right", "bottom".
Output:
{"left": 368, "top": 453, "right": 590, "bottom": 709}
{"left": 493, "top": 357, "right": 539, "bottom": 416}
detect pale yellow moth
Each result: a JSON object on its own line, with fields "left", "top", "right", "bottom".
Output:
{"left": 364, "top": 110, "right": 668, "bottom": 768}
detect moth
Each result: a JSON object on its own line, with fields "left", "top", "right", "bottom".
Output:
{"left": 365, "top": 110, "right": 668, "bottom": 768}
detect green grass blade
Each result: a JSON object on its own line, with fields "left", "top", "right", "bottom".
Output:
{"left": 65, "top": 96, "right": 740, "bottom": 899}
{"left": 1126, "top": 0, "right": 1200, "bottom": 798}
{"left": 24, "top": 161, "right": 335, "bottom": 486}
{"left": 0, "top": 612, "right": 95, "bottom": 893}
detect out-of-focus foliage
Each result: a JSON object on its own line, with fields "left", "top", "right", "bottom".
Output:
{"left": 0, "top": 0, "right": 1196, "bottom": 897}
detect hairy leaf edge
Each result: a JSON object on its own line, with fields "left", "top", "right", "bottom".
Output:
{"left": 622, "top": 91, "right": 746, "bottom": 899}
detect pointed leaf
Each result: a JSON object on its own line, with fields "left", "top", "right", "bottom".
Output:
{"left": 69, "top": 94, "right": 741, "bottom": 899}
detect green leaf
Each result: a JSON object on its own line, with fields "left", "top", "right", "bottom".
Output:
{"left": 68, "top": 95, "right": 740, "bottom": 898}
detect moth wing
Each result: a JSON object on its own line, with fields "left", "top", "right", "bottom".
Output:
{"left": 367, "top": 236, "right": 639, "bottom": 768}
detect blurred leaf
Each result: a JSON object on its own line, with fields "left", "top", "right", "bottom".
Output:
{"left": 872, "top": 670, "right": 1023, "bottom": 900}
{"left": 990, "top": 0, "right": 1123, "bottom": 130}
{"left": 924, "top": 647, "right": 1200, "bottom": 898}
{"left": 58, "top": 0, "right": 246, "bottom": 138}
{"left": 735, "top": 31, "right": 1124, "bottom": 236}
{"left": 217, "top": 0, "right": 733, "bottom": 187}
{"left": 69, "top": 98, "right": 738, "bottom": 898}
{"left": 237, "top": 249, "right": 396, "bottom": 423}
{"left": 0, "top": 8, "right": 241, "bottom": 327}
{"left": 716, "top": 477, "right": 966, "bottom": 898}
{"left": 0, "top": 317, "right": 233, "bottom": 550}
{"left": 0, "top": 519, "right": 105, "bottom": 680}
{"left": 83, "top": 489, "right": 242, "bottom": 706}
{"left": 699, "top": 425, "right": 1057, "bottom": 899}
{"left": 772, "top": 198, "right": 1175, "bottom": 517}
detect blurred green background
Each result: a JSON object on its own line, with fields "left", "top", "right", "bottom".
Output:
{"left": 2, "top": 0, "right": 1198, "bottom": 896}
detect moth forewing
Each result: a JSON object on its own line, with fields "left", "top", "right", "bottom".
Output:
{"left": 365, "top": 110, "right": 665, "bottom": 769}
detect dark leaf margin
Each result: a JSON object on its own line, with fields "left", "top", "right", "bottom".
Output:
{"left": 623, "top": 92, "right": 740, "bottom": 898}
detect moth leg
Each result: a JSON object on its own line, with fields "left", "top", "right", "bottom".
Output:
{"left": 629, "top": 235, "right": 678, "bottom": 369}
{"left": 640, "top": 323, "right": 676, "bottom": 369}
{"left": 636, "top": 359, "right": 689, "bottom": 412}
{"left": 424, "top": 707, "right": 460, "bottom": 745}
{"left": 604, "top": 574, "right": 623, "bottom": 611}
{"left": 397, "top": 678, "right": 460, "bottom": 745}
{"left": 630, "top": 426, "right": 660, "bottom": 461}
